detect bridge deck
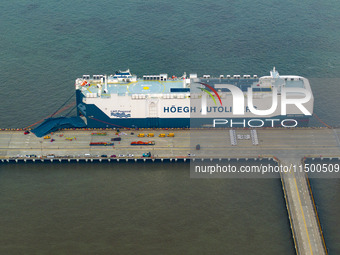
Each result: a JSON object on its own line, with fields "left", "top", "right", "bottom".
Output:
{"left": 281, "top": 159, "right": 327, "bottom": 255}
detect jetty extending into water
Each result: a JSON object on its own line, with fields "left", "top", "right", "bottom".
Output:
{"left": 1, "top": 127, "right": 339, "bottom": 255}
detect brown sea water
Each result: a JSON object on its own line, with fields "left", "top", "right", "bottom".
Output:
{"left": 1, "top": 0, "right": 340, "bottom": 254}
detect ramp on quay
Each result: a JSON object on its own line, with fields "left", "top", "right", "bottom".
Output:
{"left": 1, "top": 127, "right": 339, "bottom": 255}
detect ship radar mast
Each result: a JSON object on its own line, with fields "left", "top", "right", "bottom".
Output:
{"left": 270, "top": 67, "right": 280, "bottom": 78}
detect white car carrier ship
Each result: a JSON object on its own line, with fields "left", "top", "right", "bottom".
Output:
{"left": 75, "top": 68, "right": 314, "bottom": 128}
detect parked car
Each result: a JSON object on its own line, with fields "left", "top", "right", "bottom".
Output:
{"left": 142, "top": 152, "right": 151, "bottom": 157}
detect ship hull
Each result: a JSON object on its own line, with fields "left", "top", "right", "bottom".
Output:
{"left": 86, "top": 116, "right": 310, "bottom": 128}
{"left": 82, "top": 103, "right": 310, "bottom": 128}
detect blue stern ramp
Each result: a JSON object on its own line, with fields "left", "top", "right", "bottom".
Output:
{"left": 32, "top": 117, "right": 86, "bottom": 137}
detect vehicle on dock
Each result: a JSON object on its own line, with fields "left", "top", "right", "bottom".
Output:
{"left": 167, "top": 133, "right": 175, "bottom": 137}
{"left": 65, "top": 137, "right": 76, "bottom": 141}
{"left": 25, "top": 154, "right": 37, "bottom": 158}
{"left": 130, "top": 141, "right": 155, "bottom": 146}
{"left": 159, "top": 133, "right": 166, "bottom": 137}
{"left": 137, "top": 133, "right": 145, "bottom": 137}
{"left": 44, "top": 135, "right": 51, "bottom": 139}
{"left": 111, "top": 137, "right": 122, "bottom": 141}
{"left": 89, "top": 142, "right": 114, "bottom": 146}
{"left": 142, "top": 152, "right": 151, "bottom": 157}
{"left": 91, "top": 132, "right": 107, "bottom": 136}
{"left": 24, "top": 131, "right": 30, "bottom": 135}
{"left": 147, "top": 133, "right": 154, "bottom": 137}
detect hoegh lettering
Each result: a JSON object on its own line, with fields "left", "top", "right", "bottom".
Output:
{"left": 164, "top": 106, "right": 191, "bottom": 113}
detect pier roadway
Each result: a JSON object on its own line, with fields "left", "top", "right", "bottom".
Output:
{"left": 1, "top": 128, "right": 339, "bottom": 255}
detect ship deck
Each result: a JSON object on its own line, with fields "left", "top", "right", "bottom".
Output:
{"left": 82, "top": 79, "right": 185, "bottom": 96}
{"left": 80, "top": 76, "right": 306, "bottom": 96}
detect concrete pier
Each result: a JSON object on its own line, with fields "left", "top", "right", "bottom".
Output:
{"left": 1, "top": 128, "right": 339, "bottom": 160}
{"left": 0, "top": 127, "right": 339, "bottom": 255}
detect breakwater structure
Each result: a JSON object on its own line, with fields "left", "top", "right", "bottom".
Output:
{"left": 1, "top": 127, "right": 340, "bottom": 255}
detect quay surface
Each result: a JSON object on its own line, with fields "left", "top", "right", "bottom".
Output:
{"left": 1, "top": 127, "right": 339, "bottom": 255}
{"left": 0, "top": 128, "right": 339, "bottom": 160}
